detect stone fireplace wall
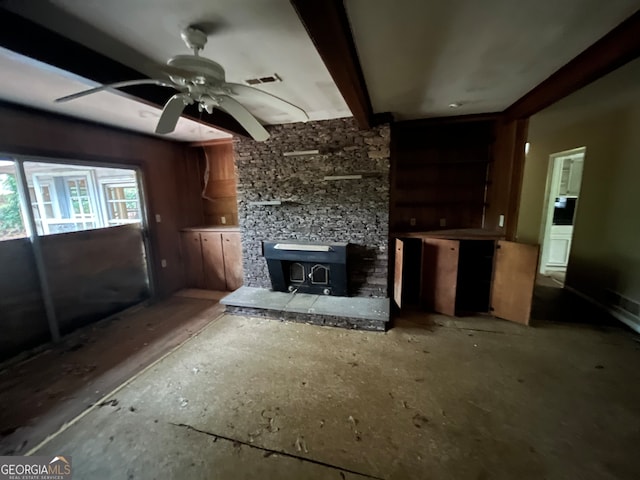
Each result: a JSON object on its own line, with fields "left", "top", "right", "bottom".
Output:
{"left": 234, "top": 117, "right": 390, "bottom": 297}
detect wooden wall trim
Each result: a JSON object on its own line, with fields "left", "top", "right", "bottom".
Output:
{"left": 189, "top": 138, "right": 234, "bottom": 148}
{"left": 291, "top": 0, "right": 374, "bottom": 129}
{"left": 483, "top": 117, "right": 528, "bottom": 239}
{"left": 0, "top": 8, "right": 250, "bottom": 138}
{"left": 505, "top": 118, "right": 529, "bottom": 240}
{"left": 505, "top": 10, "right": 640, "bottom": 120}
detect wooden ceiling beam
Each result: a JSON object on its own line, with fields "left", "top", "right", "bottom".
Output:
{"left": 505, "top": 10, "right": 640, "bottom": 120}
{"left": 0, "top": 9, "right": 251, "bottom": 138}
{"left": 291, "top": 0, "right": 378, "bottom": 129}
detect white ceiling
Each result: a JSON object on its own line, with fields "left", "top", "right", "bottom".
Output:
{"left": 2, "top": 0, "right": 351, "bottom": 135}
{"left": 1, "top": 0, "right": 639, "bottom": 137}
{"left": 0, "top": 47, "right": 232, "bottom": 142}
{"left": 345, "top": 0, "right": 640, "bottom": 120}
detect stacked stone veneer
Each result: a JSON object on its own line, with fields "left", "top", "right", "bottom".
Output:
{"left": 234, "top": 117, "right": 390, "bottom": 297}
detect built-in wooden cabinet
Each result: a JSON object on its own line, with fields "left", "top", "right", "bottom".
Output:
{"left": 394, "top": 229, "right": 539, "bottom": 325}
{"left": 180, "top": 227, "right": 243, "bottom": 291}
{"left": 201, "top": 142, "right": 239, "bottom": 226}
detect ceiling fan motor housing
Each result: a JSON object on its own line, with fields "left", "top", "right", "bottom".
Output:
{"left": 166, "top": 55, "right": 226, "bottom": 86}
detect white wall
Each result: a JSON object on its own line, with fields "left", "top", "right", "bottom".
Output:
{"left": 517, "top": 59, "right": 640, "bottom": 329}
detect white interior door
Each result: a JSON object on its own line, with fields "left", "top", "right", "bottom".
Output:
{"left": 540, "top": 148, "right": 585, "bottom": 274}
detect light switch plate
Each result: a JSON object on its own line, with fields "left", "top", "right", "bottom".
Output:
{"left": 499, "top": 214, "right": 505, "bottom": 227}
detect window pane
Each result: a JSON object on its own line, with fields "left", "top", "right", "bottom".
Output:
{"left": 24, "top": 161, "right": 142, "bottom": 235}
{"left": 0, "top": 160, "right": 27, "bottom": 241}
{"left": 41, "top": 186, "right": 51, "bottom": 202}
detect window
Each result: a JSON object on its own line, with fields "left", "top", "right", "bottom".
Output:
{"left": 103, "top": 183, "right": 141, "bottom": 225}
{"left": 0, "top": 158, "right": 145, "bottom": 240}
{"left": 23, "top": 161, "right": 143, "bottom": 235}
{"left": 0, "top": 159, "right": 27, "bottom": 241}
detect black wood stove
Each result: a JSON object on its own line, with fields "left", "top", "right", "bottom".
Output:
{"left": 263, "top": 241, "right": 348, "bottom": 296}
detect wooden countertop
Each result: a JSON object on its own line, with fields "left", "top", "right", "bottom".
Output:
{"left": 393, "top": 228, "right": 505, "bottom": 240}
{"left": 181, "top": 226, "right": 241, "bottom": 232}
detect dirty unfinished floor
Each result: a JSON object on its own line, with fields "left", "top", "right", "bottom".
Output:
{"left": 26, "top": 307, "right": 640, "bottom": 479}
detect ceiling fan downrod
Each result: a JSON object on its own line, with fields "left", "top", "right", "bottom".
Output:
{"left": 180, "top": 27, "right": 208, "bottom": 56}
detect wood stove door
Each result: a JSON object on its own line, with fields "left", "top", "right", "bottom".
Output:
{"left": 490, "top": 240, "right": 539, "bottom": 325}
{"left": 421, "top": 238, "right": 460, "bottom": 316}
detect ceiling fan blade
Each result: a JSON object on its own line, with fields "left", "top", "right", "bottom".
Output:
{"left": 156, "top": 94, "right": 189, "bottom": 134}
{"left": 225, "top": 83, "right": 309, "bottom": 123}
{"left": 216, "top": 95, "right": 269, "bottom": 141}
{"left": 55, "top": 79, "right": 176, "bottom": 103}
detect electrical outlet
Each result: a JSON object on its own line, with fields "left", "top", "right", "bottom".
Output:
{"left": 409, "top": 218, "right": 416, "bottom": 226}
{"left": 155, "top": 214, "right": 162, "bottom": 223}
{"left": 161, "top": 259, "right": 167, "bottom": 268}
{"left": 440, "top": 218, "right": 447, "bottom": 227}
{"left": 220, "top": 216, "right": 226, "bottom": 224}
{"left": 499, "top": 214, "right": 505, "bottom": 228}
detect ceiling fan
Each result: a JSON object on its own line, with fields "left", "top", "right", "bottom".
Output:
{"left": 54, "top": 26, "right": 309, "bottom": 141}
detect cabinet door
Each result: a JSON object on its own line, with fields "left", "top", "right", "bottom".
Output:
{"left": 180, "top": 232, "right": 205, "bottom": 288}
{"left": 394, "top": 238, "right": 405, "bottom": 309}
{"left": 421, "top": 238, "right": 460, "bottom": 316}
{"left": 221, "top": 232, "right": 243, "bottom": 291}
{"left": 201, "top": 232, "right": 226, "bottom": 291}
{"left": 490, "top": 241, "right": 539, "bottom": 325}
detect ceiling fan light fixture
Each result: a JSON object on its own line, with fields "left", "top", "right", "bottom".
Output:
{"left": 448, "top": 102, "right": 463, "bottom": 109}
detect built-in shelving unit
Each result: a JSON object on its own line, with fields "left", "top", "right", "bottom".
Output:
{"left": 391, "top": 119, "right": 495, "bottom": 232}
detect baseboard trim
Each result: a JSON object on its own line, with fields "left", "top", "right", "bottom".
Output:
{"left": 565, "top": 285, "right": 640, "bottom": 334}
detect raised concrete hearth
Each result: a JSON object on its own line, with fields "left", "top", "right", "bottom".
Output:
{"left": 221, "top": 286, "right": 390, "bottom": 331}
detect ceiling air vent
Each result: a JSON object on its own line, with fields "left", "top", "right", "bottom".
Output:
{"left": 244, "top": 74, "right": 282, "bottom": 85}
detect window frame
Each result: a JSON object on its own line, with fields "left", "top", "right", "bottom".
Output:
{"left": 1, "top": 153, "right": 152, "bottom": 268}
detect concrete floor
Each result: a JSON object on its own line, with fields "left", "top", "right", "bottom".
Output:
{"left": 25, "top": 304, "right": 640, "bottom": 479}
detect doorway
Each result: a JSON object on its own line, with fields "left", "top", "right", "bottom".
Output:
{"left": 539, "top": 147, "right": 585, "bottom": 284}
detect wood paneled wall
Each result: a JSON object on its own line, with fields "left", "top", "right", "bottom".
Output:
{"left": 391, "top": 117, "right": 496, "bottom": 232}
{"left": 0, "top": 101, "right": 203, "bottom": 297}
{"left": 200, "top": 141, "right": 239, "bottom": 226}
{"left": 0, "top": 238, "right": 48, "bottom": 359}
{"left": 484, "top": 118, "right": 529, "bottom": 238}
